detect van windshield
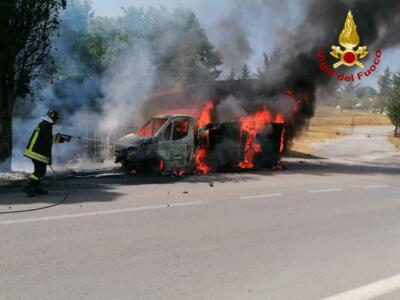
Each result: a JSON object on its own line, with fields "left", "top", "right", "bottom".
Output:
{"left": 137, "top": 118, "right": 168, "bottom": 137}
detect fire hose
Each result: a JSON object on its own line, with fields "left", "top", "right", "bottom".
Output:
{"left": 0, "top": 134, "right": 118, "bottom": 214}
{"left": 67, "top": 134, "right": 117, "bottom": 146}
{"left": 0, "top": 134, "right": 113, "bottom": 214}
{"left": 0, "top": 166, "right": 70, "bottom": 214}
{"left": 50, "top": 133, "right": 117, "bottom": 145}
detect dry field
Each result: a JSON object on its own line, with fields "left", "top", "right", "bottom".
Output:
{"left": 389, "top": 136, "right": 400, "bottom": 151}
{"left": 290, "top": 106, "right": 392, "bottom": 155}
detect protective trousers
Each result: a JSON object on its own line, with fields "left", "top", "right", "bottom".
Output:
{"left": 24, "top": 159, "right": 48, "bottom": 197}
{"left": 31, "top": 159, "right": 47, "bottom": 181}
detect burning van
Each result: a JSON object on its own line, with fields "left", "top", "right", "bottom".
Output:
{"left": 114, "top": 80, "right": 302, "bottom": 174}
{"left": 114, "top": 112, "right": 285, "bottom": 174}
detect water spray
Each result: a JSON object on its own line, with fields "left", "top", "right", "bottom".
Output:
{"left": 60, "top": 134, "right": 117, "bottom": 146}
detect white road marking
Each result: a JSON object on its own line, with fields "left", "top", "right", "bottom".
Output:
{"left": 322, "top": 273, "right": 400, "bottom": 300}
{"left": 0, "top": 201, "right": 204, "bottom": 225}
{"left": 240, "top": 193, "right": 283, "bottom": 200}
{"left": 363, "top": 185, "right": 389, "bottom": 189}
{"left": 309, "top": 188, "right": 343, "bottom": 194}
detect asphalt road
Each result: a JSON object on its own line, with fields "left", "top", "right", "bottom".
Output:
{"left": 1, "top": 129, "right": 400, "bottom": 299}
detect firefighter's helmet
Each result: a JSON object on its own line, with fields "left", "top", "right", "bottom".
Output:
{"left": 47, "top": 110, "right": 62, "bottom": 123}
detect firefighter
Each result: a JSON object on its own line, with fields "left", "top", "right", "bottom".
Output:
{"left": 23, "top": 110, "right": 71, "bottom": 197}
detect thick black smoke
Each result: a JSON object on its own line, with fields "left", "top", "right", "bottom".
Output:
{"left": 206, "top": 0, "right": 293, "bottom": 72}
{"left": 145, "top": 0, "right": 400, "bottom": 131}
{"left": 252, "top": 0, "right": 400, "bottom": 139}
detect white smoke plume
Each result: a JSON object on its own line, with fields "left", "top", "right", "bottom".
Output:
{"left": 100, "top": 48, "right": 155, "bottom": 131}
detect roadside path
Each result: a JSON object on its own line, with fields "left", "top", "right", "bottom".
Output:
{"left": 314, "top": 126, "right": 400, "bottom": 164}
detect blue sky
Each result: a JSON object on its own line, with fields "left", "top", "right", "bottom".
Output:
{"left": 90, "top": 0, "right": 399, "bottom": 88}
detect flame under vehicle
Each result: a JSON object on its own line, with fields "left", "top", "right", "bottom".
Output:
{"left": 114, "top": 80, "right": 296, "bottom": 174}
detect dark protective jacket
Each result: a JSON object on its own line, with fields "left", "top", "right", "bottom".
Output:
{"left": 24, "top": 120, "right": 62, "bottom": 165}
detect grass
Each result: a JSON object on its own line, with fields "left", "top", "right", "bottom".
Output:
{"left": 290, "top": 106, "right": 392, "bottom": 155}
{"left": 388, "top": 135, "right": 400, "bottom": 151}
{"left": 311, "top": 106, "right": 391, "bottom": 126}
{"left": 290, "top": 125, "right": 346, "bottom": 155}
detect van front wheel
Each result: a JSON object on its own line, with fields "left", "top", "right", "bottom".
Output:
{"left": 143, "top": 159, "right": 164, "bottom": 174}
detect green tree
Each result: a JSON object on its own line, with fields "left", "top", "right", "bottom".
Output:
{"left": 224, "top": 68, "right": 236, "bottom": 80}
{"left": 387, "top": 72, "right": 400, "bottom": 136}
{"left": 51, "top": 5, "right": 223, "bottom": 95}
{"left": 336, "top": 82, "right": 361, "bottom": 110}
{"left": 49, "top": 1, "right": 110, "bottom": 114}
{"left": 240, "top": 64, "right": 251, "bottom": 80}
{"left": 355, "top": 86, "right": 378, "bottom": 112}
{"left": 145, "top": 9, "right": 222, "bottom": 89}
{"left": 6, "top": 3, "right": 223, "bottom": 169}
{"left": 378, "top": 67, "right": 392, "bottom": 114}
{"left": 0, "top": 0, "right": 66, "bottom": 170}
{"left": 57, "top": 0, "right": 97, "bottom": 73}
{"left": 257, "top": 52, "right": 271, "bottom": 79}
{"left": 85, "top": 16, "right": 131, "bottom": 72}
{"left": 178, "top": 50, "right": 213, "bottom": 86}
{"left": 356, "top": 86, "right": 378, "bottom": 99}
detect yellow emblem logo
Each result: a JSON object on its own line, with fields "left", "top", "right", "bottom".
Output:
{"left": 330, "top": 10, "right": 368, "bottom": 69}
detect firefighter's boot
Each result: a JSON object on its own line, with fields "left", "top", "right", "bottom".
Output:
{"left": 33, "top": 181, "right": 48, "bottom": 195}
{"left": 23, "top": 180, "right": 36, "bottom": 197}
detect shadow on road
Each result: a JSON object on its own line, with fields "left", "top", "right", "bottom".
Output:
{"left": 284, "top": 159, "right": 400, "bottom": 176}
{"left": 1, "top": 158, "right": 400, "bottom": 208}
{"left": 0, "top": 171, "right": 263, "bottom": 207}
{"left": 0, "top": 180, "right": 124, "bottom": 209}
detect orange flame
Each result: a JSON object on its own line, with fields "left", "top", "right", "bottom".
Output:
{"left": 197, "top": 102, "right": 214, "bottom": 127}
{"left": 280, "top": 129, "right": 285, "bottom": 153}
{"left": 195, "top": 148, "right": 210, "bottom": 174}
{"left": 194, "top": 102, "right": 214, "bottom": 174}
{"left": 238, "top": 108, "right": 285, "bottom": 169}
{"left": 160, "top": 159, "right": 165, "bottom": 171}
